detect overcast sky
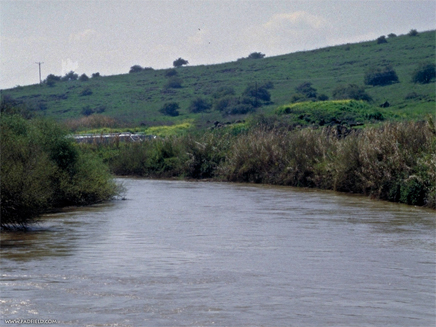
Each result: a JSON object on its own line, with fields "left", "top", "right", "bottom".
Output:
{"left": 1, "top": 0, "right": 435, "bottom": 89}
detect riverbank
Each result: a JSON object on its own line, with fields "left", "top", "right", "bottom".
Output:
{"left": 81, "top": 119, "right": 436, "bottom": 209}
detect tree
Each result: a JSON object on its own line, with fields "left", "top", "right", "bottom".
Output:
{"left": 45, "top": 74, "right": 61, "bottom": 87}
{"left": 189, "top": 97, "right": 211, "bottom": 113}
{"left": 159, "top": 102, "right": 180, "bottom": 116}
{"left": 376, "top": 35, "right": 387, "bottom": 44}
{"left": 247, "top": 52, "right": 265, "bottom": 59}
{"left": 408, "top": 29, "right": 419, "bottom": 37}
{"left": 92, "top": 72, "right": 101, "bottom": 78}
{"left": 61, "top": 71, "right": 78, "bottom": 81}
{"left": 411, "top": 62, "right": 435, "bottom": 84}
{"left": 364, "top": 65, "right": 399, "bottom": 86}
{"left": 173, "top": 58, "right": 189, "bottom": 68}
{"left": 79, "top": 73, "right": 89, "bottom": 82}
{"left": 212, "top": 86, "right": 235, "bottom": 99}
{"left": 243, "top": 83, "right": 271, "bottom": 104}
{"left": 332, "top": 84, "right": 372, "bottom": 102}
{"left": 129, "top": 65, "right": 143, "bottom": 73}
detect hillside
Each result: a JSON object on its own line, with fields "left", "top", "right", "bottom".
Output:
{"left": 2, "top": 30, "right": 435, "bottom": 128}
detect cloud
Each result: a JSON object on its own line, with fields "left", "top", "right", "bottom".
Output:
{"left": 239, "top": 11, "right": 332, "bottom": 56}
{"left": 263, "top": 11, "right": 328, "bottom": 31}
{"left": 61, "top": 58, "right": 79, "bottom": 75}
{"left": 69, "top": 29, "right": 98, "bottom": 43}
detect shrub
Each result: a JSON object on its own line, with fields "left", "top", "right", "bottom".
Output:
{"left": 159, "top": 102, "right": 180, "bottom": 116}
{"left": 212, "top": 86, "right": 235, "bottom": 99}
{"left": 173, "top": 58, "right": 189, "bottom": 68}
{"left": 408, "top": 29, "right": 419, "bottom": 36}
{"left": 364, "top": 65, "right": 399, "bottom": 86}
{"left": 387, "top": 33, "right": 397, "bottom": 38}
{"left": 247, "top": 52, "right": 265, "bottom": 59}
{"left": 80, "top": 87, "right": 93, "bottom": 96}
{"left": 376, "top": 35, "right": 388, "bottom": 44}
{"left": 165, "top": 77, "right": 183, "bottom": 89}
{"left": 243, "top": 83, "right": 271, "bottom": 104}
{"left": 332, "top": 84, "right": 372, "bottom": 101}
{"left": 296, "top": 82, "right": 317, "bottom": 99}
{"left": 189, "top": 97, "right": 211, "bottom": 113}
{"left": 165, "top": 69, "right": 178, "bottom": 77}
{"left": 1, "top": 114, "right": 119, "bottom": 228}
{"left": 61, "top": 71, "right": 78, "bottom": 81}
{"left": 79, "top": 73, "right": 89, "bottom": 81}
{"left": 129, "top": 65, "right": 143, "bottom": 73}
{"left": 411, "top": 62, "right": 435, "bottom": 84}
{"left": 92, "top": 72, "right": 101, "bottom": 78}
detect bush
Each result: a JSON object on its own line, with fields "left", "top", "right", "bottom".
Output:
{"left": 243, "top": 83, "right": 271, "bottom": 104}
{"left": 364, "top": 65, "right": 399, "bottom": 86}
{"left": 80, "top": 87, "right": 93, "bottom": 96}
{"left": 79, "top": 73, "right": 89, "bottom": 81}
{"left": 165, "top": 77, "right": 183, "bottom": 89}
{"left": 173, "top": 58, "right": 189, "bottom": 68}
{"left": 159, "top": 102, "right": 180, "bottom": 116}
{"left": 212, "top": 86, "right": 235, "bottom": 99}
{"left": 92, "top": 72, "right": 101, "bottom": 78}
{"left": 408, "top": 29, "right": 419, "bottom": 36}
{"left": 411, "top": 62, "right": 435, "bottom": 84}
{"left": 296, "top": 82, "right": 317, "bottom": 99}
{"left": 247, "top": 52, "right": 265, "bottom": 59}
{"left": 387, "top": 33, "right": 397, "bottom": 38}
{"left": 332, "top": 84, "right": 372, "bottom": 101}
{"left": 165, "top": 69, "right": 178, "bottom": 77}
{"left": 61, "top": 71, "right": 78, "bottom": 81}
{"left": 189, "top": 97, "right": 211, "bottom": 113}
{"left": 129, "top": 65, "right": 144, "bottom": 73}
{"left": 1, "top": 114, "right": 119, "bottom": 228}
{"left": 376, "top": 35, "right": 388, "bottom": 44}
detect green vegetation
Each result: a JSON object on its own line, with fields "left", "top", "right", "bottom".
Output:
{"left": 0, "top": 108, "right": 121, "bottom": 229}
{"left": 1, "top": 29, "right": 435, "bottom": 214}
{"left": 82, "top": 118, "right": 435, "bottom": 209}
{"left": 274, "top": 100, "right": 385, "bottom": 126}
{"left": 2, "top": 30, "right": 434, "bottom": 126}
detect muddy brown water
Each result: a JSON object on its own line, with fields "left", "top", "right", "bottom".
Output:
{"left": 1, "top": 178, "right": 435, "bottom": 326}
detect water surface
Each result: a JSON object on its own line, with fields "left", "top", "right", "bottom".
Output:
{"left": 1, "top": 179, "right": 435, "bottom": 326}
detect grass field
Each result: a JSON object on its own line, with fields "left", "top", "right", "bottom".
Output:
{"left": 2, "top": 30, "right": 435, "bottom": 129}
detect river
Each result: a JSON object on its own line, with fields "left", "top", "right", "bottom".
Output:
{"left": 1, "top": 178, "right": 435, "bottom": 326}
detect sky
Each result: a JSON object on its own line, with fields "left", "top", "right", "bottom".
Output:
{"left": 1, "top": 0, "right": 435, "bottom": 89}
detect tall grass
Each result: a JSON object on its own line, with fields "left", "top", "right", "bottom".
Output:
{"left": 96, "top": 119, "right": 435, "bottom": 208}
{"left": 1, "top": 114, "right": 121, "bottom": 229}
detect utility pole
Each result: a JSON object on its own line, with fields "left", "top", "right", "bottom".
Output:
{"left": 35, "top": 62, "right": 44, "bottom": 84}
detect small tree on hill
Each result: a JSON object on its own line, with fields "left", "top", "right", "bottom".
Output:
{"left": 129, "top": 65, "right": 143, "bottom": 73}
{"left": 79, "top": 74, "right": 89, "bottom": 82}
{"left": 173, "top": 58, "right": 189, "bottom": 68}
{"left": 159, "top": 102, "right": 180, "bottom": 116}
{"left": 376, "top": 35, "right": 387, "bottom": 44}
{"left": 364, "top": 65, "right": 399, "bottom": 86}
{"left": 247, "top": 52, "right": 265, "bottom": 59}
{"left": 61, "top": 71, "right": 78, "bottom": 81}
{"left": 411, "top": 62, "right": 436, "bottom": 84}
{"left": 408, "top": 29, "right": 419, "bottom": 37}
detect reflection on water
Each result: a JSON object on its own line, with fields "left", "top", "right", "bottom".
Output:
{"left": 1, "top": 178, "right": 435, "bottom": 326}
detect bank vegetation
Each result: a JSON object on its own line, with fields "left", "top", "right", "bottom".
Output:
{"left": 82, "top": 117, "right": 436, "bottom": 209}
{"left": 0, "top": 109, "right": 121, "bottom": 229}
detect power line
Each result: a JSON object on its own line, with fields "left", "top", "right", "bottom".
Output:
{"left": 35, "top": 62, "right": 44, "bottom": 84}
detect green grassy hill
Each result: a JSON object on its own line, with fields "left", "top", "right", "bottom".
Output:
{"left": 2, "top": 30, "right": 435, "bottom": 128}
